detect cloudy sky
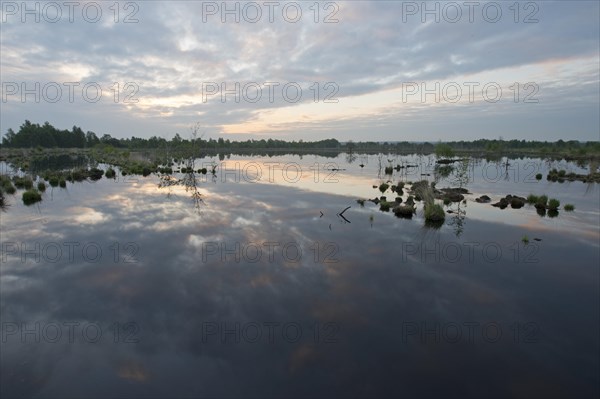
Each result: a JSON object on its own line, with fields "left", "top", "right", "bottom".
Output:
{"left": 1, "top": 1, "right": 599, "bottom": 141}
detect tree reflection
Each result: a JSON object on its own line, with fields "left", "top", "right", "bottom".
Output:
{"left": 158, "top": 124, "right": 205, "bottom": 213}
{"left": 447, "top": 201, "right": 466, "bottom": 237}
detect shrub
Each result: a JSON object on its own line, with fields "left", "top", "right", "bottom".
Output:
{"left": 37, "top": 182, "right": 46, "bottom": 192}
{"left": 564, "top": 204, "right": 575, "bottom": 211}
{"left": 548, "top": 198, "right": 560, "bottom": 210}
{"left": 49, "top": 176, "right": 59, "bottom": 187}
{"left": 379, "top": 183, "right": 389, "bottom": 193}
{"left": 535, "top": 173, "right": 542, "bottom": 180}
{"left": 59, "top": 179, "right": 66, "bottom": 188}
{"left": 384, "top": 166, "right": 393, "bottom": 174}
{"left": 22, "top": 189, "right": 42, "bottom": 205}
{"left": 522, "top": 235, "right": 529, "bottom": 244}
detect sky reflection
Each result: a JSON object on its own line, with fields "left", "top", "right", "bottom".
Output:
{"left": 1, "top": 155, "right": 599, "bottom": 398}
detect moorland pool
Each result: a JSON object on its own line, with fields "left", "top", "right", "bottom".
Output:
{"left": 1, "top": 153, "right": 599, "bottom": 398}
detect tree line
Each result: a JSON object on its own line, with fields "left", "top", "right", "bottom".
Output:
{"left": 2, "top": 120, "right": 599, "bottom": 154}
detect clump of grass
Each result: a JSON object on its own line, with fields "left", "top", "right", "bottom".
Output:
{"left": 547, "top": 198, "right": 560, "bottom": 210}
{"left": 0, "top": 175, "right": 16, "bottom": 194}
{"left": 69, "top": 168, "right": 88, "bottom": 182}
{"left": 13, "top": 176, "right": 33, "bottom": 189}
{"left": 379, "top": 201, "right": 391, "bottom": 212}
{"left": 88, "top": 168, "right": 104, "bottom": 180}
{"left": 527, "top": 194, "right": 539, "bottom": 204}
{"left": 48, "top": 176, "right": 59, "bottom": 187}
{"left": 424, "top": 203, "right": 445, "bottom": 222}
{"left": 522, "top": 235, "right": 529, "bottom": 244}
{"left": 37, "top": 182, "right": 46, "bottom": 192}
{"left": 414, "top": 183, "right": 445, "bottom": 225}
{"left": 536, "top": 195, "right": 548, "bottom": 208}
{"left": 564, "top": 204, "right": 575, "bottom": 211}
{"left": 394, "top": 204, "right": 415, "bottom": 218}
{"left": 22, "top": 189, "right": 42, "bottom": 205}
{"left": 105, "top": 168, "right": 116, "bottom": 178}
{"left": 379, "top": 183, "right": 389, "bottom": 193}
{"left": 4, "top": 184, "right": 16, "bottom": 194}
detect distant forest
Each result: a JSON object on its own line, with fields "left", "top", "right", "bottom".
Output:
{"left": 2, "top": 120, "right": 599, "bottom": 155}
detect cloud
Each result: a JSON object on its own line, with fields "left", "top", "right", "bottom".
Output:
{"left": 1, "top": 1, "right": 598, "bottom": 140}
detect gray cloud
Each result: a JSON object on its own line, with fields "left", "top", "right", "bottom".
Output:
{"left": 1, "top": 1, "right": 598, "bottom": 141}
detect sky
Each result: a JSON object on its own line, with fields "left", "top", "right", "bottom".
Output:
{"left": 1, "top": 0, "right": 599, "bottom": 142}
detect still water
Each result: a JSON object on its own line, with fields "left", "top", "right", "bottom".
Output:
{"left": 1, "top": 153, "right": 599, "bottom": 398}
